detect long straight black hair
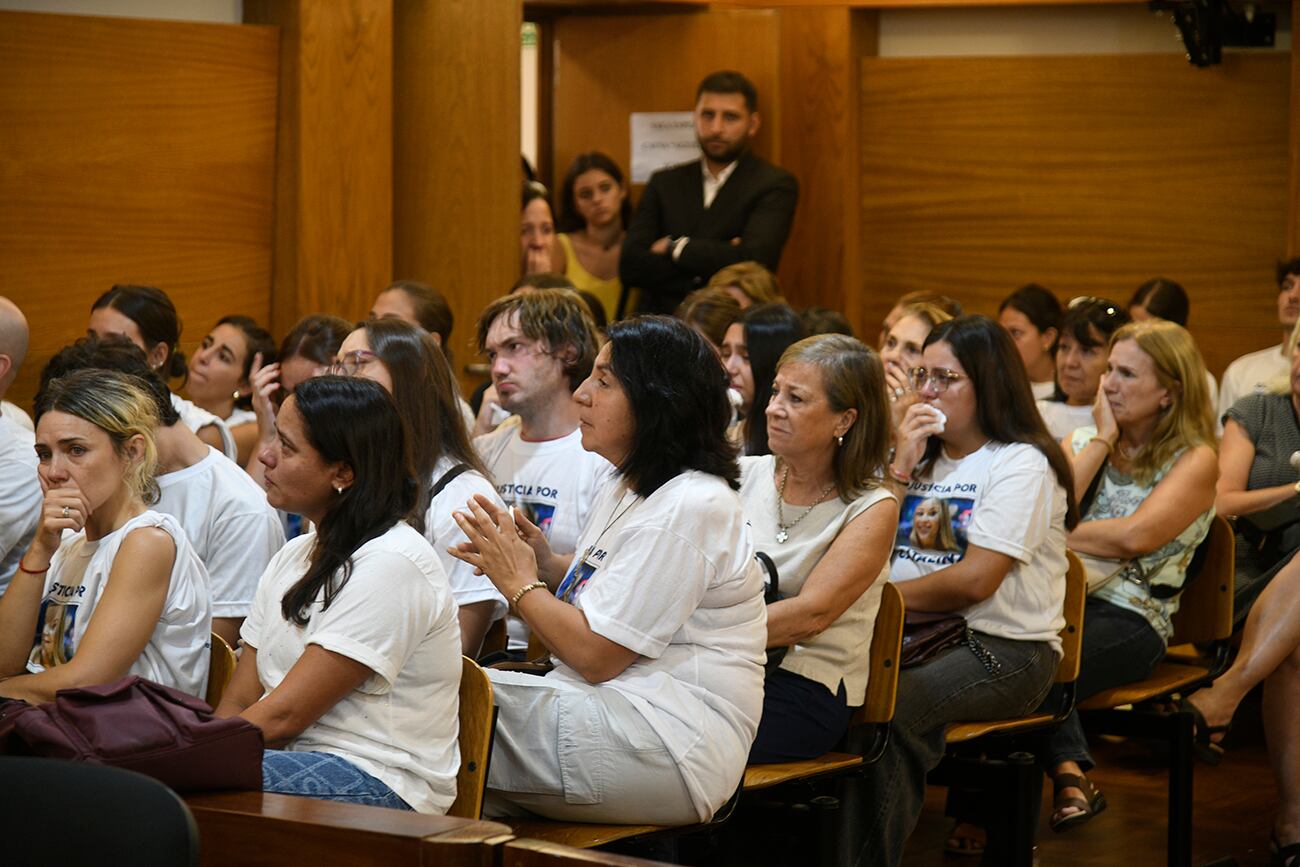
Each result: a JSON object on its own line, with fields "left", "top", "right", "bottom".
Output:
{"left": 920, "top": 316, "right": 1079, "bottom": 530}
{"left": 740, "top": 303, "right": 806, "bottom": 456}
{"left": 279, "top": 376, "right": 418, "bottom": 625}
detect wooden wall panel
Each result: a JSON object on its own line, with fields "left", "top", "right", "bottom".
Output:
{"left": 550, "top": 9, "right": 781, "bottom": 200}
{"left": 245, "top": 0, "right": 393, "bottom": 336}
{"left": 777, "top": 8, "right": 876, "bottom": 319}
{"left": 394, "top": 0, "right": 522, "bottom": 380}
{"left": 0, "top": 10, "right": 278, "bottom": 412}
{"left": 860, "top": 53, "right": 1290, "bottom": 377}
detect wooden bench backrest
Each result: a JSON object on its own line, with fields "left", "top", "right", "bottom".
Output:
{"left": 449, "top": 656, "right": 495, "bottom": 820}
{"left": 1170, "top": 514, "right": 1235, "bottom": 645}
{"left": 1056, "top": 550, "right": 1088, "bottom": 685}
{"left": 856, "top": 581, "right": 904, "bottom": 726}
{"left": 205, "top": 632, "right": 236, "bottom": 708}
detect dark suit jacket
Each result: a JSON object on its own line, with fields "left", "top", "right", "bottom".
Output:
{"left": 619, "top": 152, "right": 798, "bottom": 314}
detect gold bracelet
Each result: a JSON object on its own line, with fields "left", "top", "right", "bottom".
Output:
{"left": 510, "top": 581, "right": 548, "bottom": 608}
{"left": 1087, "top": 436, "right": 1114, "bottom": 455}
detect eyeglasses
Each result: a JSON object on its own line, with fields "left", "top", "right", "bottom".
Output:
{"left": 910, "top": 367, "right": 966, "bottom": 394}
{"left": 331, "top": 349, "right": 378, "bottom": 377}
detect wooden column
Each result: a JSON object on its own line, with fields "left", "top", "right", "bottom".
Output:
{"left": 244, "top": 0, "right": 394, "bottom": 336}
{"left": 1289, "top": 0, "right": 1300, "bottom": 257}
{"left": 393, "top": 0, "right": 523, "bottom": 381}
{"left": 775, "top": 7, "right": 877, "bottom": 334}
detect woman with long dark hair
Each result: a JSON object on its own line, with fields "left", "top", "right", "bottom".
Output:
{"left": 452, "top": 316, "right": 767, "bottom": 825}
{"left": 88, "top": 284, "right": 236, "bottom": 460}
{"left": 332, "top": 318, "right": 506, "bottom": 656}
{"left": 858, "top": 315, "right": 1078, "bottom": 866}
{"left": 721, "top": 302, "right": 806, "bottom": 456}
{"left": 552, "top": 152, "right": 631, "bottom": 319}
{"left": 215, "top": 376, "right": 462, "bottom": 813}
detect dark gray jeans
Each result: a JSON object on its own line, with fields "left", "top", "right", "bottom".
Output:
{"left": 854, "top": 632, "right": 1056, "bottom": 867}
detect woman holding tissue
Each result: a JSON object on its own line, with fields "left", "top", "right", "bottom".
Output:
{"left": 880, "top": 302, "right": 955, "bottom": 439}
{"left": 857, "top": 315, "right": 1077, "bottom": 867}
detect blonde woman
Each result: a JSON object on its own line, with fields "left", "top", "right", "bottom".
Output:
{"left": 0, "top": 369, "right": 211, "bottom": 703}
{"left": 707, "top": 261, "right": 782, "bottom": 309}
{"left": 907, "top": 496, "right": 960, "bottom": 552}
{"left": 1045, "top": 319, "right": 1217, "bottom": 830}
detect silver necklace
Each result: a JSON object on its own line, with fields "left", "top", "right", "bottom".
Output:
{"left": 776, "top": 463, "right": 836, "bottom": 544}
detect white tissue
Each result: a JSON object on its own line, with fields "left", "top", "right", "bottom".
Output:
{"left": 930, "top": 406, "right": 947, "bottom": 434}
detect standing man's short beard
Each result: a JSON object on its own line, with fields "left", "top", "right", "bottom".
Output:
{"left": 698, "top": 136, "right": 748, "bottom": 167}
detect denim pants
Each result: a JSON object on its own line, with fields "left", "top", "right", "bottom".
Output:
{"left": 262, "top": 749, "right": 413, "bottom": 811}
{"left": 855, "top": 632, "right": 1056, "bottom": 867}
{"left": 1041, "top": 597, "right": 1166, "bottom": 770}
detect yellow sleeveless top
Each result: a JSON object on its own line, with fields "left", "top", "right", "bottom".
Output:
{"left": 557, "top": 232, "right": 623, "bottom": 320}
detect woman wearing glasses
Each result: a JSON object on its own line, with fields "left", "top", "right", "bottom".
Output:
{"left": 879, "top": 301, "right": 955, "bottom": 437}
{"left": 1037, "top": 298, "right": 1131, "bottom": 441}
{"left": 331, "top": 318, "right": 506, "bottom": 657}
{"left": 857, "top": 316, "right": 1076, "bottom": 867}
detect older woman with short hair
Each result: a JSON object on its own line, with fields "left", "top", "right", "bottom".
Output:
{"left": 739, "top": 334, "right": 899, "bottom": 762}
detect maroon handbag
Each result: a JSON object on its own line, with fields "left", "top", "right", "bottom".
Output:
{"left": 900, "top": 611, "right": 967, "bottom": 668}
{"left": 0, "top": 675, "right": 263, "bottom": 793}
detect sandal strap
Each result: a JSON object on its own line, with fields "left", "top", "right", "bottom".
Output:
{"left": 1052, "top": 772, "right": 1089, "bottom": 796}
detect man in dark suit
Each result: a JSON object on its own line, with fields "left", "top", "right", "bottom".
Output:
{"left": 619, "top": 71, "right": 799, "bottom": 315}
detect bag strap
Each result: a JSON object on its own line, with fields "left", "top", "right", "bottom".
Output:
{"left": 430, "top": 463, "right": 472, "bottom": 500}
{"left": 755, "top": 551, "right": 780, "bottom": 604}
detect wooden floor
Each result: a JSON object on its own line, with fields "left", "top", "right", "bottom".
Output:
{"left": 904, "top": 702, "right": 1280, "bottom": 866}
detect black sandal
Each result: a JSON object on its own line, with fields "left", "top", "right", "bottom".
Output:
{"left": 1176, "top": 696, "right": 1231, "bottom": 766}
{"left": 1272, "top": 831, "right": 1300, "bottom": 867}
{"left": 1049, "top": 772, "right": 1107, "bottom": 833}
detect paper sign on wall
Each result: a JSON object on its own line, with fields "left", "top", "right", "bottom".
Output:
{"left": 630, "top": 112, "right": 700, "bottom": 183}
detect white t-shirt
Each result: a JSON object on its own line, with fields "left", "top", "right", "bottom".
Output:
{"left": 26, "top": 511, "right": 212, "bottom": 697}
{"left": 0, "top": 414, "right": 41, "bottom": 596}
{"left": 156, "top": 446, "right": 285, "bottom": 619}
{"left": 424, "top": 456, "right": 507, "bottom": 620}
{"left": 225, "top": 407, "right": 257, "bottom": 429}
{"left": 739, "top": 455, "right": 895, "bottom": 702}
{"left": 475, "top": 421, "right": 614, "bottom": 648}
{"left": 1031, "top": 380, "right": 1056, "bottom": 401}
{"left": 547, "top": 472, "right": 768, "bottom": 822}
{"left": 241, "top": 522, "right": 462, "bottom": 814}
{"left": 1, "top": 400, "right": 33, "bottom": 432}
{"left": 1219, "top": 342, "right": 1288, "bottom": 418}
{"left": 1036, "top": 400, "right": 1096, "bottom": 443}
{"left": 889, "top": 441, "right": 1068, "bottom": 655}
{"left": 171, "top": 394, "right": 237, "bottom": 461}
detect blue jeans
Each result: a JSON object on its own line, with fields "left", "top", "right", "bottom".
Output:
{"left": 262, "top": 750, "right": 413, "bottom": 811}
{"left": 855, "top": 632, "right": 1056, "bottom": 867}
{"left": 1042, "top": 597, "right": 1166, "bottom": 770}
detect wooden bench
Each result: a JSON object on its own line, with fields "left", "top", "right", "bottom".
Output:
{"left": 504, "top": 582, "right": 906, "bottom": 859}
{"left": 186, "top": 790, "right": 513, "bottom": 866}
{"left": 931, "top": 549, "right": 1089, "bottom": 867}
{"left": 1076, "top": 514, "right": 1235, "bottom": 867}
